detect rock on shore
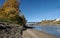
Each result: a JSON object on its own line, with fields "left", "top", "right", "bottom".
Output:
{"left": 0, "top": 23, "right": 23, "bottom": 38}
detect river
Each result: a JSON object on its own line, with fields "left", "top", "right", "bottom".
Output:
{"left": 30, "top": 25, "right": 60, "bottom": 37}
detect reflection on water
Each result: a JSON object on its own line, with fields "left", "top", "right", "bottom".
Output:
{"left": 32, "top": 25, "right": 60, "bottom": 37}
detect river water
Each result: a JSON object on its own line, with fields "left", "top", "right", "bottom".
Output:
{"left": 31, "top": 25, "right": 60, "bottom": 37}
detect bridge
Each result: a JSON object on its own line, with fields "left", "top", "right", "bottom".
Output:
{"left": 26, "top": 22, "right": 39, "bottom": 26}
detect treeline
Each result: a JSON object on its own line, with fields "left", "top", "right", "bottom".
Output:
{"left": 40, "top": 20, "right": 60, "bottom": 25}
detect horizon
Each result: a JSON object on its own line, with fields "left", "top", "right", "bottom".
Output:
{"left": 0, "top": 0, "right": 60, "bottom": 22}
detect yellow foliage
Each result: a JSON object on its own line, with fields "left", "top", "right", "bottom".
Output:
{"left": 0, "top": 0, "right": 26, "bottom": 25}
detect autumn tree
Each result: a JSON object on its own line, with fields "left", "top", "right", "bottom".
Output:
{"left": 0, "top": 0, "right": 26, "bottom": 25}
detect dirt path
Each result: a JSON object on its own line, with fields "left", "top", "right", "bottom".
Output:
{"left": 22, "top": 29, "right": 59, "bottom": 38}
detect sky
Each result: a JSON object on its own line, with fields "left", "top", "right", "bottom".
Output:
{"left": 0, "top": 0, "right": 60, "bottom": 22}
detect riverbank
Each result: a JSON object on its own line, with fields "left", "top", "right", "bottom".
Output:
{"left": 0, "top": 23, "right": 23, "bottom": 38}
{"left": 22, "top": 29, "right": 59, "bottom": 38}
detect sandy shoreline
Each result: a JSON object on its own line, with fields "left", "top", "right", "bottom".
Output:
{"left": 22, "top": 29, "right": 59, "bottom": 38}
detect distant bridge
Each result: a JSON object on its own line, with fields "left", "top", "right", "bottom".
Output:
{"left": 26, "top": 22, "right": 39, "bottom": 26}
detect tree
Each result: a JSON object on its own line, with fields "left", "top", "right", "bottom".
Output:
{"left": 0, "top": 0, "right": 26, "bottom": 25}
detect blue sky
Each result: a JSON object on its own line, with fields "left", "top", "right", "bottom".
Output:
{"left": 0, "top": 0, "right": 60, "bottom": 22}
{"left": 20, "top": 0, "right": 60, "bottom": 22}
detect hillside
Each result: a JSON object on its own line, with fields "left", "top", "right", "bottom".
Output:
{"left": 40, "top": 19, "right": 60, "bottom": 25}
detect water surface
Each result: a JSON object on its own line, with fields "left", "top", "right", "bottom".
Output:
{"left": 31, "top": 25, "right": 60, "bottom": 37}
